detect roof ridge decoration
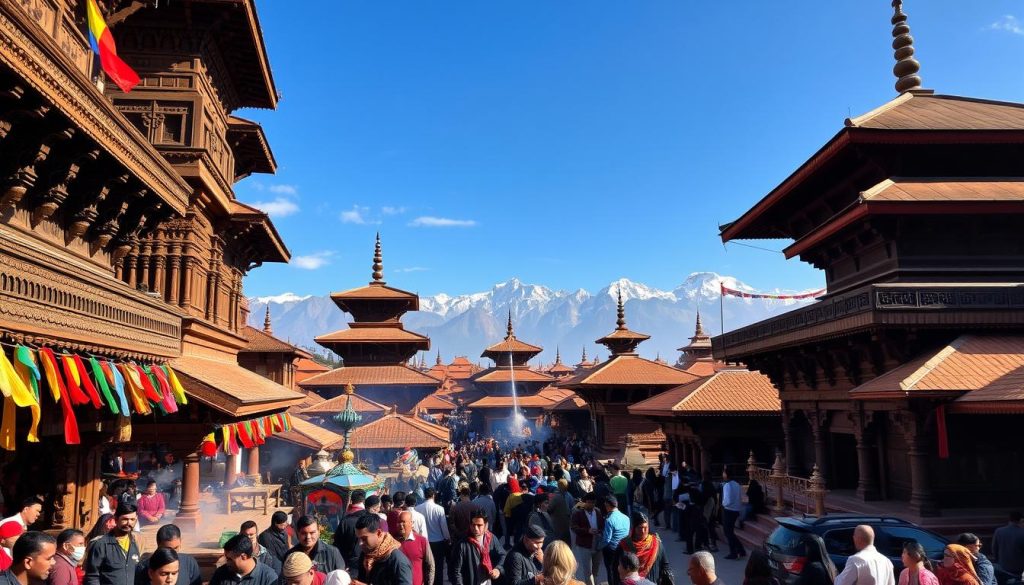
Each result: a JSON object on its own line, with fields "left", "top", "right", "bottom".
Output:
{"left": 891, "top": 0, "right": 923, "bottom": 94}
{"left": 372, "top": 232, "right": 385, "bottom": 284}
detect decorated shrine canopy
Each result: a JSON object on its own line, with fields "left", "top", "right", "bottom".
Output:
{"left": 0, "top": 343, "right": 189, "bottom": 446}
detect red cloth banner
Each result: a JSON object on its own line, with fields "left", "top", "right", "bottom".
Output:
{"left": 936, "top": 404, "right": 949, "bottom": 459}
{"left": 721, "top": 283, "right": 826, "bottom": 300}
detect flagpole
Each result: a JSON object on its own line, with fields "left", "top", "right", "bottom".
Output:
{"left": 720, "top": 280, "right": 725, "bottom": 335}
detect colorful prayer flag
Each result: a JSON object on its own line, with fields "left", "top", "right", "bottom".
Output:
{"left": 85, "top": 0, "right": 140, "bottom": 92}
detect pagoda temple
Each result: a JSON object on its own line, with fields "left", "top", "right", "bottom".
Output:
{"left": 675, "top": 312, "right": 724, "bottom": 376}
{"left": 467, "top": 313, "right": 555, "bottom": 433}
{"left": 546, "top": 348, "right": 575, "bottom": 378}
{"left": 713, "top": 1, "right": 1024, "bottom": 515}
{"left": 565, "top": 290, "right": 699, "bottom": 455}
{"left": 300, "top": 236, "right": 440, "bottom": 412}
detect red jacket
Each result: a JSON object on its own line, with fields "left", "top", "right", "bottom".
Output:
{"left": 571, "top": 507, "right": 604, "bottom": 550}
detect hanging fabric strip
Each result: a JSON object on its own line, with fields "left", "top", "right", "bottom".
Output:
{"left": 102, "top": 361, "right": 130, "bottom": 416}
{"left": 228, "top": 423, "right": 240, "bottom": 455}
{"left": 149, "top": 366, "right": 177, "bottom": 414}
{"left": 118, "top": 364, "right": 151, "bottom": 415}
{"left": 0, "top": 350, "right": 24, "bottom": 447}
{"left": 0, "top": 399, "right": 14, "bottom": 451}
{"left": 263, "top": 416, "right": 273, "bottom": 436}
{"left": 116, "top": 415, "right": 132, "bottom": 443}
{"left": 133, "top": 364, "right": 162, "bottom": 403}
{"left": 201, "top": 432, "right": 218, "bottom": 457}
{"left": 13, "top": 347, "right": 40, "bottom": 402}
{"left": 283, "top": 413, "right": 292, "bottom": 431}
{"left": 235, "top": 422, "right": 254, "bottom": 449}
{"left": 936, "top": 404, "right": 950, "bottom": 459}
{"left": 57, "top": 378, "right": 81, "bottom": 445}
{"left": 251, "top": 420, "right": 265, "bottom": 446}
{"left": 163, "top": 366, "right": 188, "bottom": 405}
{"left": 37, "top": 348, "right": 64, "bottom": 403}
{"left": 71, "top": 355, "right": 102, "bottom": 409}
{"left": 60, "top": 356, "right": 90, "bottom": 405}
{"left": 222, "top": 425, "right": 232, "bottom": 455}
{"left": 88, "top": 357, "right": 118, "bottom": 415}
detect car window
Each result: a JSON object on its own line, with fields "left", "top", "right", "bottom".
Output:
{"left": 767, "top": 526, "right": 808, "bottom": 556}
{"left": 878, "top": 526, "right": 947, "bottom": 559}
{"left": 824, "top": 528, "right": 857, "bottom": 557}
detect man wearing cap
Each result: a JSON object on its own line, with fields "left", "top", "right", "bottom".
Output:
{"left": 597, "top": 495, "right": 629, "bottom": 585}
{"left": 280, "top": 552, "right": 326, "bottom": 585}
{"left": 259, "top": 512, "right": 294, "bottom": 563}
{"left": 502, "top": 524, "right": 546, "bottom": 585}
{"left": 0, "top": 521, "right": 23, "bottom": 570}
{"left": 286, "top": 517, "right": 345, "bottom": 573}
{"left": 3, "top": 531, "right": 57, "bottom": 585}
{"left": 209, "top": 534, "right": 277, "bottom": 585}
{"left": 396, "top": 512, "right": 433, "bottom": 585}
{"left": 84, "top": 502, "right": 140, "bottom": 585}
{"left": 352, "top": 513, "right": 411, "bottom": 585}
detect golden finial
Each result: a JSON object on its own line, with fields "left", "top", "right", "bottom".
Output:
{"left": 891, "top": 0, "right": 923, "bottom": 93}
{"left": 371, "top": 233, "right": 385, "bottom": 283}
{"left": 341, "top": 450, "right": 355, "bottom": 463}
{"left": 344, "top": 383, "right": 355, "bottom": 395}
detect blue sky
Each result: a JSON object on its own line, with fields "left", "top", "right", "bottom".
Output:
{"left": 236, "top": 1, "right": 1024, "bottom": 298}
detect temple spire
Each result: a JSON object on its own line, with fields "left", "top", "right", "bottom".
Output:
{"left": 582, "top": 346, "right": 588, "bottom": 362}
{"left": 555, "top": 347, "right": 562, "bottom": 364}
{"left": 695, "top": 310, "right": 704, "bottom": 336}
{"left": 263, "top": 305, "right": 272, "bottom": 334}
{"left": 436, "top": 349, "right": 442, "bottom": 366}
{"left": 371, "top": 232, "right": 385, "bottom": 284}
{"left": 506, "top": 310, "right": 514, "bottom": 339}
{"left": 615, "top": 287, "right": 627, "bottom": 330}
{"left": 891, "top": 0, "right": 922, "bottom": 93}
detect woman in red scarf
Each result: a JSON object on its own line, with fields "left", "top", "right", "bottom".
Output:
{"left": 937, "top": 544, "right": 980, "bottom": 585}
{"left": 0, "top": 521, "right": 23, "bottom": 571}
{"left": 614, "top": 512, "right": 672, "bottom": 585}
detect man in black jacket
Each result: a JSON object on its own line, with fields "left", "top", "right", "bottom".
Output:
{"left": 286, "top": 516, "right": 345, "bottom": 573}
{"left": 209, "top": 534, "right": 278, "bottom": 585}
{"left": 241, "top": 521, "right": 282, "bottom": 575}
{"left": 134, "top": 525, "right": 201, "bottom": 585}
{"left": 449, "top": 509, "right": 505, "bottom": 585}
{"left": 353, "top": 513, "right": 411, "bottom": 585}
{"left": 85, "top": 502, "right": 140, "bottom": 585}
{"left": 503, "top": 524, "right": 545, "bottom": 585}
{"left": 4, "top": 531, "right": 57, "bottom": 585}
{"left": 259, "top": 512, "right": 294, "bottom": 562}
{"left": 333, "top": 490, "right": 366, "bottom": 570}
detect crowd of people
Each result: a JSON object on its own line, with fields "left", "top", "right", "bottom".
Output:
{"left": 1, "top": 435, "right": 1023, "bottom": 585}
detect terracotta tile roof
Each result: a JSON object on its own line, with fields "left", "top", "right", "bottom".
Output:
{"left": 846, "top": 92, "right": 1024, "bottom": 131}
{"left": 271, "top": 417, "right": 346, "bottom": 451}
{"left": 482, "top": 337, "right": 543, "bottom": 355}
{"left": 426, "top": 357, "right": 483, "bottom": 381}
{"left": 239, "top": 326, "right": 312, "bottom": 357}
{"left": 535, "top": 386, "right": 575, "bottom": 402}
{"left": 296, "top": 357, "right": 330, "bottom": 373}
{"left": 414, "top": 393, "right": 458, "bottom": 411}
{"left": 470, "top": 367, "right": 555, "bottom": 384}
{"left": 349, "top": 414, "right": 450, "bottom": 450}
{"left": 291, "top": 390, "right": 326, "bottom": 414}
{"left": 850, "top": 335, "right": 1024, "bottom": 402}
{"left": 300, "top": 392, "right": 390, "bottom": 415}
{"left": 545, "top": 392, "right": 587, "bottom": 412}
{"left": 562, "top": 355, "right": 701, "bottom": 387}
{"left": 171, "top": 355, "right": 304, "bottom": 417}
{"left": 315, "top": 327, "right": 429, "bottom": 344}
{"left": 678, "top": 360, "right": 723, "bottom": 377}
{"left": 300, "top": 365, "right": 441, "bottom": 388}
{"left": 860, "top": 178, "right": 1024, "bottom": 203}
{"left": 596, "top": 329, "right": 651, "bottom": 344}
{"left": 468, "top": 395, "right": 560, "bottom": 408}
{"left": 629, "top": 369, "right": 780, "bottom": 416}
{"left": 331, "top": 283, "right": 419, "bottom": 303}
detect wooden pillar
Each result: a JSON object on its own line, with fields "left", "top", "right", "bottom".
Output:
{"left": 167, "top": 244, "right": 181, "bottom": 305}
{"left": 181, "top": 255, "right": 193, "bottom": 308}
{"left": 667, "top": 437, "right": 678, "bottom": 468}
{"left": 810, "top": 411, "right": 829, "bottom": 485}
{"left": 899, "top": 411, "right": 938, "bottom": 516}
{"left": 698, "top": 440, "right": 711, "bottom": 476}
{"left": 226, "top": 453, "right": 240, "bottom": 487}
{"left": 783, "top": 411, "right": 799, "bottom": 476}
{"left": 247, "top": 447, "right": 260, "bottom": 480}
{"left": 176, "top": 452, "right": 201, "bottom": 532}
{"left": 852, "top": 411, "right": 880, "bottom": 501}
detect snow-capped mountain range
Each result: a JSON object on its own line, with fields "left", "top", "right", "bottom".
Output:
{"left": 248, "top": 272, "right": 821, "bottom": 365}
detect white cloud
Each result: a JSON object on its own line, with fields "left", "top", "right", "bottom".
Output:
{"left": 268, "top": 184, "right": 299, "bottom": 196}
{"left": 381, "top": 206, "right": 407, "bottom": 215}
{"left": 251, "top": 197, "right": 299, "bottom": 217}
{"left": 408, "top": 216, "right": 477, "bottom": 228}
{"left": 291, "top": 251, "right": 335, "bottom": 270}
{"left": 340, "top": 205, "right": 380, "bottom": 225}
{"left": 990, "top": 15, "right": 1023, "bottom": 35}
{"left": 395, "top": 267, "right": 430, "bottom": 273}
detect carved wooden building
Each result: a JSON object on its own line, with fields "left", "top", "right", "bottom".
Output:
{"left": 0, "top": 0, "right": 300, "bottom": 533}
{"left": 713, "top": 3, "right": 1024, "bottom": 514}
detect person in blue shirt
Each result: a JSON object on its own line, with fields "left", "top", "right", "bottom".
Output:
{"left": 598, "top": 495, "right": 630, "bottom": 584}
{"left": 720, "top": 467, "right": 746, "bottom": 560}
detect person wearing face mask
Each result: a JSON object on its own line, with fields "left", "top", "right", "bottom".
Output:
{"left": 46, "top": 529, "right": 85, "bottom": 585}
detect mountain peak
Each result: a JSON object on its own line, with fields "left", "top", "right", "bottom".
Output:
{"left": 252, "top": 292, "right": 312, "bottom": 304}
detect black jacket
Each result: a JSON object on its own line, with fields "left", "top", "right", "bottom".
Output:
{"left": 332, "top": 511, "right": 364, "bottom": 569}
{"left": 356, "top": 548, "right": 413, "bottom": 585}
{"left": 136, "top": 551, "right": 201, "bottom": 585}
{"left": 255, "top": 546, "right": 282, "bottom": 576}
{"left": 85, "top": 533, "right": 141, "bottom": 585}
{"left": 503, "top": 541, "right": 542, "bottom": 585}
{"left": 448, "top": 534, "right": 506, "bottom": 585}
{"left": 259, "top": 527, "right": 293, "bottom": 562}
{"left": 285, "top": 541, "right": 345, "bottom": 573}
{"left": 209, "top": 562, "right": 278, "bottom": 585}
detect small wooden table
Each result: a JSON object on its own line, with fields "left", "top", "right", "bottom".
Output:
{"left": 226, "top": 484, "right": 282, "bottom": 516}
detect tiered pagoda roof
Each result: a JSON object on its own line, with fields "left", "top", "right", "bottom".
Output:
{"left": 546, "top": 348, "right": 575, "bottom": 378}
{"left": 676, "top": 312, "right": 723, "bottom": 376}
{"left": 470, "top": 314, "right": 554, "bottom": 388}
{"left": 350, "top": 412, "right": 450, "bottom": 450}
{"left": 313, "top": 235, "right": 430, "bottom": 364}
{"left": 629, "top": 368, "right": 780, "bottom": 417}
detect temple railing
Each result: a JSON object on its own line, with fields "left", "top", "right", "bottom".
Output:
{"left": 747, "top": 451, "right": 827, "bottom": 517}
